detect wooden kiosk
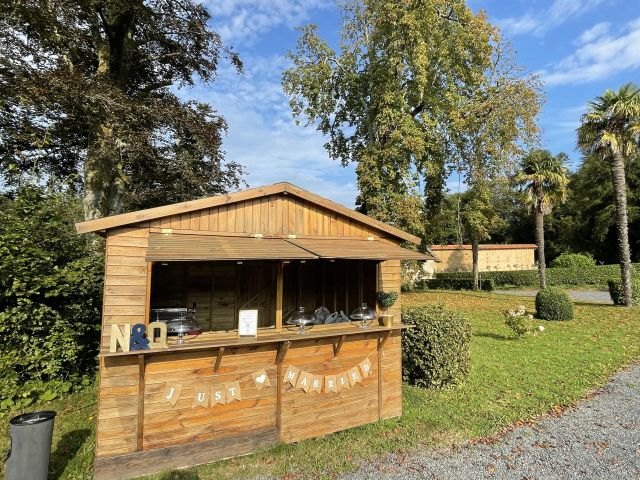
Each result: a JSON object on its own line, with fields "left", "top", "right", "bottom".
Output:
{"left": 76, "top": 183, "right": 432, "bottom": 480}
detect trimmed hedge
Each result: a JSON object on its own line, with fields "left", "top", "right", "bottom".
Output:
{"left": 550, "top": 252, "right": 595, "bottom": 268}
{"left": 418, "top": 278, "right": 495, "bottom": 292}
{"left": 433, "top": 263, "right": 640, "bottom": 288}
{"left": 535, "top": 288, "right": 574, "bottom": 321}
{"left": 401, "top": 304, "right": 471, "bottom": 388}
{"left": 607, "top": 279, "right": 640, "bottom": 306}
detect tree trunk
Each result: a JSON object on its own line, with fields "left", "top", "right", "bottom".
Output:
{"left": 83, "top": 40, "right": 125, "bottom": 221}
{"left": 472, "top": 237, "right": 480, "bottom": 290}
{"left": 83, "top": 124, "right": 125, "bottom": 220}
{"left": 535, "top": 207, "right": 546, "bottom": 289}
{"left": 610, "top": 152, "right": 633, "bottom": 306}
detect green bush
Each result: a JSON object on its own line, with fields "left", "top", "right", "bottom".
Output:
{"left": 401, "top": 304, "right": 471, "bottom": 388}
{"left": 0, "top": 187, "right": 103, "bottom": 409}
{"left": 535, "top": 288, "right": 574, "bottom": 321}
{"left": 607, "top": 279, "right": 640, "bottom": 306}
{"left": 550, "top": 252, "right": 596, "bottom": 268}
{"left": 419, "top": 277, "right": 495, "bottom": 292}
{"left": 434, "top": 264, "right": 640, "bottom": 288}
{"left": 376, "top": 290, "right": 398, "bottom": 308}
{"left": 504, "top": 305, "right": 532, "bottom": 338}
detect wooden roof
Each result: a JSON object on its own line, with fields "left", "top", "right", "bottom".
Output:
{"left": 145, "top": 233, "right": 432, "bottom": 262}
{"left": 146, "top": 234, "right": 317, "bottom": 262}
{"left": 431, "top": 244, "right": 537, "bottom": 251}
{"left": 288, "top": 238, "right": 433, "bottom": 261}
{"left": 75, "top": 182, "right": 421, "bottom": 244}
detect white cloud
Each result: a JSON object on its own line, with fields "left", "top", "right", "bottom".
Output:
{"left": 205, "top": 0, "right": 330, "bottom": 45}
{"left": 497, "top": 0, "right": 606, "bottom": 37}
{"left": 540, "top": 17, "right": 640, "bottom": 85}
{"left": 181, "top": 53, "right": 359, "bottom": 207}
{"left": 575, "top": 21, "right": 610, "bottom": 44}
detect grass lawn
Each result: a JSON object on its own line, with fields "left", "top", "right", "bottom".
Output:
{"left": 1, "top": 291, "right": 638, "bottom": 479}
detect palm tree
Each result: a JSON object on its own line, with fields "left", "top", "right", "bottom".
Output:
{"left": 514, "top": 150, "right": 569, "bottom": 288}
{"left": 577, "top": 83, "right": 640, "bottom": 306}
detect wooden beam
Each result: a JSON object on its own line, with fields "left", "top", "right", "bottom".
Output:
{"left": 377, "top": 344, "right": 383, "bottom": 421}
{"left": 332, "top": 335, "right": 346, "bottom": 356}
{"left": 214, "top": 346, "right": 225, "bottom": 372}
{"left": 136, "top": 354, "right": 146, "bottom": 451}
{"left": 144, "top": 261, "right": 152, "bottom": 328}
{"left": 276, "top": 340, "right": 290, "bottom": 364}
{"left": 378, "top": 331, "right": 391, "bottom": 351}
{"left": 275, "top": 261, "right": 283, "bottom": 331}
{"left": 94, "top": 428, "right": 278, "bottom": 480}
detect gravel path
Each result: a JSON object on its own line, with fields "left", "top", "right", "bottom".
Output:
{"left": 341, "top": 364, "right": 640, "bottom": 480}
{"left": 494, "top": 289, "right": 612, "bottom": 304}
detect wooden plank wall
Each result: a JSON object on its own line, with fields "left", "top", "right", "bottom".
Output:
{"left": 147, "top": 194, "right": 383, "bottom": 239}
{"left": 96, "top": 194, "right": 406, "bottom": 459}
{"left": 378, "top": 260, "right": 402, "bottom": 320}
{"left": 280, "top": 333, "right": 396, "bottom": 443}
{"left": 99, "top": 227, "right": 152, "bottom": 456}
{"left": 142, "top": 346, "right": 278, "bottom": 450}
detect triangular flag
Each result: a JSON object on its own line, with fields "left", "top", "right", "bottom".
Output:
{"left": 283, "top": 365, "right": 300, "bottom": 386}
{"left": 348, "top": 366, "right": 362, "bottom": 386}
{"left": 163, "top": 383, "right": 182, "bottom": 407}
{"left": 252, "top": 369, "right": 271, "bottom": 390}
{"left": 226, "top": 381, "right": 242, "bottom": 402}
{"left": 192, "top": 385, "right": 210, "bottom": 408}
{"left": 309, "top": 374, "right": 323, "bottom": 393}
{"left": 296, "top": 371, "right": 312, "bottom": 392}
{"left": 211, "top": 385, "right": 226, "bottom": 406}
{"left": 324, "top": 375, "right": 338, "bottom": 393}
{"left": 359, "top": 357, "right": 372, "bottom": 379}
{"left": 336, "top": 372, "right": 350, "bottom": 391}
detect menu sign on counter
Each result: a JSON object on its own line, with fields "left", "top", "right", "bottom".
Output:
{"left": 238, "top": 309, "right": 258, "bottom": 338}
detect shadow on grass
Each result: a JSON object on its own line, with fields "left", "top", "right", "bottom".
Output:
{"left": 473, "top": 331, "right": 513, "bottom": 341}
{"left": 50, "top": 428, "right": 91, "bottom": 480}
{"left": 157, "top": 471, "right": 201, "bottom": 480}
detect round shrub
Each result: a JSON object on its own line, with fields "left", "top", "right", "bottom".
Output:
{"left": 535, "top": 287, "right": 573, "bottom": 320}
{"left": 401, "top": 304, "right": 471, "bottom": 388}
{"left": 607, "top": 279, "right": 640, "bottom": 306}
{"left": 550, "top": 252, "right": 595, "bottom": 269}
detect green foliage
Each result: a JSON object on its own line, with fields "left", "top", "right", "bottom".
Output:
{"left": 401, "top": 304, "right": 471, "bottom": 388}
{"left": 419, "top": 278, "right": 495, "bottom": 292}
{"left": 282, "top": 1, "right": 500, "bottom": 234}
{"left": 607, "top": 279, "right": 640, "bottom": 306}
{"left": 503, "top": 305, "right": 532, "bottom": 338}
{"left": 550, "top": 252, "right": 596, "bottom": 268}
{"left": 535, "top": 288, "right": 573, "bottom": 321}
{"left": 513, "top": 150, "right": 569, "bottom": 216}
{"left": 0, "top": 187, "right": 103, "bottom": 408}
{"left": 0, "top": 1, "right": 244, "bottom": 216}
{"left": 435, "top": 264, "right": 640, "bottom": 288}
{"left": 376, "top": 291, "right": 398, "bottom": 309}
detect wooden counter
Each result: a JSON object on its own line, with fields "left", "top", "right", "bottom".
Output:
{"left": 94, "top": 324, "right": 405, "bottom": 480}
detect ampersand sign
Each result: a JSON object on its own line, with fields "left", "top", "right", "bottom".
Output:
{"left": 130, "top": 323, "right": 150, "bottom": 351}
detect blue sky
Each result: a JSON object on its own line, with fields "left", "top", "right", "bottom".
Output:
{"left": 185, "top": 0, "right": 640, "bottom": 207}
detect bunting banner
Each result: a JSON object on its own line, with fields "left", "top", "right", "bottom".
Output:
{"left": 161, "top": 352, "right": 374, "bottom": 409}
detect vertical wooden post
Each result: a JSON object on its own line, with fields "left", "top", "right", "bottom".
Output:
{"left": 145, "top": 262, "right": 153, "bottom": 327}
{"left": 136, "top": 354, "right": 146, "bottom": 451}
{"left": 358, "top": 260, "right": 363, "bottom": 304}
{"left": 275, "top": 261, "right": 283, "bottom": 331}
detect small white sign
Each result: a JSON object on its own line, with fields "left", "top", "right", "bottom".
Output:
{"left": 238, "top": 309, "right": 258, "bottom": 338}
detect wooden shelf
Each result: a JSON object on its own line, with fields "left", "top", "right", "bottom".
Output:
{"left": 99, "top": 323, "right": 411, "bottom": 358}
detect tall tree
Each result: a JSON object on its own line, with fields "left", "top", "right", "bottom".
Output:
{"left": 0, "top": 0, "right": 244, "bottom": 220}
{"left": 282, "top": 0, "right": 495, "bottom": 236}
{"left": 451, "top": 39, "right": 542, "bottom": 289}
{"left": 577, "top": 83, "right": 640, "bottom": 306}
{"left": 513, "top": 150, "right": 569, "bottom": 288}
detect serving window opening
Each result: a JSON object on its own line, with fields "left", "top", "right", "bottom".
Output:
{"left": 149, "top": 259, "right": 379, "bottom": 335}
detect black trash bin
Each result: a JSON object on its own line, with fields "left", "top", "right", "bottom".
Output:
{"left": 5, "top": 411, "right": 56, "bottom": 480}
